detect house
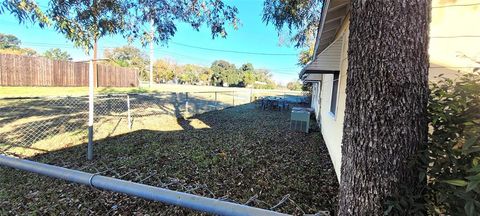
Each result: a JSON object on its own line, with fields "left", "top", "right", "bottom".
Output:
{"left": 300, "top": 0, "right": 480, "bottom": 180}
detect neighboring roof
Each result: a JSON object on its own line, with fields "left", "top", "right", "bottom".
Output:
{"left": 300, "top": 0, "right": 349, "bottom": 79}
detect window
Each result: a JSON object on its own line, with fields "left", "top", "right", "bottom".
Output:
{"left": 330, "top": 72, "right": 340, "bottom": 115}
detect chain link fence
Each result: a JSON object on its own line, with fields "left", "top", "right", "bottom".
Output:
{"left": 0, "top": 90, "right": 305, "bottom": 157}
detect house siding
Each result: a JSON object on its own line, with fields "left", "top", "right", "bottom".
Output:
{"left": 429, "top": 0, "right": 480, "bottom": 72}
{"left": 308, "top": 0, "right": 480, "bottom": 180}
{"left": 309, "top": 38, "right": 343, "bottom": 71}
{"left": 318, "top": 18, "right": 350, "bottom": 180}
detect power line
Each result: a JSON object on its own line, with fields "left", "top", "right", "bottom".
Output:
{"left": 170, "top": 41, "right": 297, "bottom": 56}
{"left": 3, "top": 41, "right": 301, "bottom": 74}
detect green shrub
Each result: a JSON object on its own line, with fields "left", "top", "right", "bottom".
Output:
{"left": 384, "top": 72, "right": 480, "bottom": 215}
{"left": 427, "top": 73, "right": 480, "bottom": 215}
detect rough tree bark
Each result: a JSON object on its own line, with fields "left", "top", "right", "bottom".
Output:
{"left": 338, "top": 1, "right": 430, "bottom": 215}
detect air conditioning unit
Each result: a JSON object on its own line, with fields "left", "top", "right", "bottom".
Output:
{"left": 290, "top": 110, "right": 310, "bottom": 133}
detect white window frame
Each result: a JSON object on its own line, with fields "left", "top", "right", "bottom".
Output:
{"left": 329, "top": 72, "right": 340, "bottom": 118}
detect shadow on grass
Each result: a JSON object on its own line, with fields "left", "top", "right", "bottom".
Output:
{"left": 0, "top": 104, "right": 339, "bottom": 215}
{"left": 0, "top": 92, "right": 245, "bottom": 155}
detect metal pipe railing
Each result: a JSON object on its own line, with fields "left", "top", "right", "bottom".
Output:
{"left": 0, "top": 155, "right": 289, "bottom": 216}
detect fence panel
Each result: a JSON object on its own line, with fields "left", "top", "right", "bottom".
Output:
{"left": 0, "top": 54, "right": 138, "bottom": 87}
{"left": 0, "top": 90, "right": 306, "bottom": 158}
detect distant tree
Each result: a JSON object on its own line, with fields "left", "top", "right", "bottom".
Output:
{"left": 243, "top": 71, "right": 256, "bottom": 87}
{"left": 153, "top": 59, "right": 175, "bottom": 83}
{"left": 210, "top": 60, "right": 238, "bottom": 86}
{"left": 178, "top": 64, "right": 200, "bottom": 84}
{"left": 253, "top": 69, "right": 273, "bottom": 83}
{"left": 21, "top": 48, "right": 37, "bottom": 56}
{"left": 0, "top": 33, "right": 37, "bottom": 56}
{"left": 43, "top": 48, "right": 71, "bottom": 61}
{"left": 0, "top": 47, "right": 34, "bottom": 56}
{"left": 239, "top": 63, "right": 255, "bottom": 87}
{"left": 0, "top": 33, "right": 21, "bottom": 49}
{"left": 240, "top": 63, "right": 254, "bottom": 72}
{"left": 286, "top": 81, "right": 302, "bottom": 91}
{"left": 104, "top": 46, "right": 149, "bottom": 79}
{"left": 251, "top": 69, "right": 277, "bottom": 89}
{"left": 198, "top": 67, "right": 214, "bottom": 85}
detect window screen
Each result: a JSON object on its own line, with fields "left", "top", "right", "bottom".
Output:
{"left": 330, "top": 72, "right": 340, "bottom": 115}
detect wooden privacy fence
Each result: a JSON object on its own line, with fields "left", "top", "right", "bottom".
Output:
{"left": 0, "top": 54, "right": 138, "bottom": 87}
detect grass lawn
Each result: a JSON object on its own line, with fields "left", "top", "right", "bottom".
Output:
{"left": 0, "top": 104, "right": 338, "bottom": 215}
{"left": 0, "top": 92, "right": 237, "bottom": 157}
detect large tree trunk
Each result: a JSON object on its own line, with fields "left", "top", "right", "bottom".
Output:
{"left": 338, "top": 1, "right": 430, "bottom": 215}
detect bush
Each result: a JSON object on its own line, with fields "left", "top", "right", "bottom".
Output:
{"left": 427, "top": 73, "right": 480, "bottom": 215}
{"left": 384, "top": 72, "right": 480, "bottom": 215}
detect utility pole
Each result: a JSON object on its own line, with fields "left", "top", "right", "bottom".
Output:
{"left": 149, "top": 19, "right": 154, "bottom": 88}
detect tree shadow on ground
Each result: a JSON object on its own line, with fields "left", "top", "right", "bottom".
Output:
{"left": 0, "top": 103, "right": 339, "bottom": 215}
{"left": 0, "top": 92, "right": 243, "bottom": 154}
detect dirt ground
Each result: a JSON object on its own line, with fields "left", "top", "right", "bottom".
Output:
{"left": 0, "top": 104, "right": 338, "bottom": 215}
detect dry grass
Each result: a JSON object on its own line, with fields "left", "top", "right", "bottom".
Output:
{"left": 0, "top": 92, "right": 240, "bottom": 157}
{"left": 0, "top": 84, "right": 301, "bottom": 98}
{"left": 0, "top": 104, "right": 338, "bottom": 215}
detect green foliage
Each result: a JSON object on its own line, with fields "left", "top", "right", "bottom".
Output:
{"left": 153, "top": 58, "right": 176, "bottom": 83}
{"left": 0, "top": 0, "right": 49, "bottom": 27}
{"left": 240, "top": 63, "right": 255, "bottom": 87}
{"left": 0, "top": 33, "right": 21, "bottom": 49}
{"left": 427, "top": 73, "right": 480, "bottom": 215}
{"left": 262, "top": 0, "right": 322, "bottom": 48}
{"left": 43, "top": 48, "right": 71, "bottom": 61}
{"left": 210, "top": 60, "right": 238, "bottom": 86}
{"left": 209, "top": 61, "right": 276, "bottom": 88}
{"left": 297, "top": 31, "right": 316, "bottom": 66}
{"left": 104, "top": 46, "right": 148, "bottom": 79}
{"left": 240, "top": 63, "right": 254, "bottom": 72}
{"left": 243, "top": 71, "right": 256, "bottom": 86}
{"left": 286, "top": 81, "right": 302, "bottom": 91}
{"left": 384, "top": 73, "right": 480, "bottom": 215}
{"left": 0, "top": 32, "right": 37, "bottom": 56}
{"left": 178, "top": 64, "right": 201, "bottom": 84}
{"left": 2, "top": 0, "right": 239, "bottom": 51}
{"left": 0, "top": 47, "right": 36, "bottom": 56}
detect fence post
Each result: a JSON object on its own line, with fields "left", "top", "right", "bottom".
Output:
{"left": 185, "top": 92, "right": 189, "bottom": 116}
{"left": 127, "top": 94, "right": 131, "bottom": 130}
{"left": 87, "top": 59, "right": 94, "bottom": 161}
{"left": 214, "top": 92, "right": 218, "bottom": 110}
{"left": 232, "top": 91, "right": 235, "bottom": 106}
{"left": 250, "top": 88, "right": 253, "bottom": 103}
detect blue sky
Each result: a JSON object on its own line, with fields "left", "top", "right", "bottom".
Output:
{"left": 0, "top": 0, "right": 303, "bottom": 84}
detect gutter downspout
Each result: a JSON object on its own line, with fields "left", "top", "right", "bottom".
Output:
{"left": 0, "top": 155, "right": 289, "bottom": 216}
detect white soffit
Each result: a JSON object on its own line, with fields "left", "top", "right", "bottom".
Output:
{"left": 305, "top": 38, "right": 343, "bottom": 72}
